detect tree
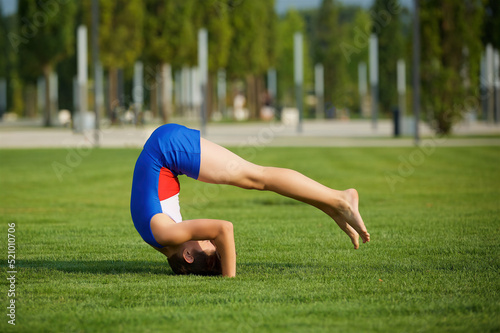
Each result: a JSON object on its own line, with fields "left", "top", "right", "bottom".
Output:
{"left": 0, "top": 5, "right": 7, "bottom": 78}
{"left": 195, "top": 1, "right": 233, "bottom": 73}
{"left": 1, "top": 9, "right": 24, "bottom": 117}
{"left": 337, "top": 7, "right": 373, "bottom": 114}
{"left": 314, "top": 0, "right": 348, "bottom": 112}
{"left": 482, "top": 0, "right": 500, "bottom": 49}
{"left": 227, "top": 0, "right": 276, "bottom": 118}
{"left": 275, "top": 9, "right": 312, "bottom": 107}
{"left": 371, "top": 0, "right": 405, "bottom": 114}
{"left": 16, "top": 0, "right": 77, "bottom": 126}
{"left": 420, "top": 0, "right": 484, "bottom": 134}
{"left": 0, "top": 5, "right": 8, "bottom": 118}
{"left": 194, "top": 0, "right": 233, "bottom": 118}
{"left": 143, "top": 0, "right": 196, "bottom": 122}
{"left": 143, "top": 0, "right": 234, "bottom": 121}
{"left": 98, "top": 0, "right": 144, "bottom": 119}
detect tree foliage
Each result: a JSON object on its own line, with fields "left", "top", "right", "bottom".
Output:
{"left": 0, "top": 5, "right": 7, "bottom": 78}
{"left": 16, "top": 1, "right": 77, "bottom": 77}
{"left": 227, "top": 0, "right": 275, "bottom": 77}
{"left": 16, "top": 0, "right": 77, "bottom": 125}
{"left": 314, "top": 0, "right": 348, "bottom": 109}
{"left": 226, "top": 0, "right": 276, "bottom": 117}
{"left": 335, "top": 6, "right": 373, "bottom": 113}
{"left": 371, "top": 0, "right": 405, "bottom": 114}
{"left": 420, "top": 0, "right": 484, "bottom": 134}
{"left": 1, "top": 0, "right": 494, "bottom": 129}
{"left": 196, "top": 0, "right": 233, "bottom": 72}
{"left": 143, "top": 0, "right": 196, "bottom": 67}
{"left": 275, "top": 9, "right": 311, "bottom": 107}
{"left": 99, "top": 0, "right": 144, "bottom": 70}
{"left": 482, "top": 0, "right": 500, "bottom": 49}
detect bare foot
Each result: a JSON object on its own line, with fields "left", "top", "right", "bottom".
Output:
{"left": 342, "top": 189, "right": 370, "bottom": 243}
{"left": 326, "top": 188, "right": 370, "bottom": 248}
{"left": 333, "top": 219, "right": 360, "bottom": 249}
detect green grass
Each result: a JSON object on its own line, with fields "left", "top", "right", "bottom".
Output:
{"left": 0, "top": 146, "right": 499, "bottom": 333}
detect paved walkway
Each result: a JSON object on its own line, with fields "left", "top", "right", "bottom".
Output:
{"left": 1, "top": 119, "right": 499, "bottom": 148}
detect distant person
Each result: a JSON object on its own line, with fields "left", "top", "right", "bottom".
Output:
{"left": 233, "top": 92, "right": 248, "bottom": 121}
{"left": 260, "top": 90, "right": 275, "bottom": 121}
{"left": 130, "top": 124, "right": 370, "bottom": 277}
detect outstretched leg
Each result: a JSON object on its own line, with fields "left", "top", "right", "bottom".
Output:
{"left": 197, "top": 139, "right": 370, "bottom": 248}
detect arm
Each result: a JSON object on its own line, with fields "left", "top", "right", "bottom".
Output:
{"left": 151, "top": 214, "right": 236, "bottom": 277}
{"left": 208, "top": 220, "right": 236, "bottom": 278}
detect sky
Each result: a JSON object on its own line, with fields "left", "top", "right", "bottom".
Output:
{"left": 276, "top": 0, "right": 413, "bottom": 14}
{"left": 0, "top": 0, "right": 16, "bottom": 16}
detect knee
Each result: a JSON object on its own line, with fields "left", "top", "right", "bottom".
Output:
{"left": 245, "top": 166, "right": 270, "bottom": 191}
{"left": 234, "top": 166, "right": 268, "bottom": 190}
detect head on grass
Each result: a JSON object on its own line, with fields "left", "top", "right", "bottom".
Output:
{"left": 167, "top": 240, "right": 222, "bottom": 276}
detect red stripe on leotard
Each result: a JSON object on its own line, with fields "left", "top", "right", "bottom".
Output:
{"left": 158, "top": 167, "right": 180, "bottom": 201}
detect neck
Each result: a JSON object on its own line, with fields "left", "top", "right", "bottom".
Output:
{"left": 152, "top": 244, "right": 179, "bottom": 258}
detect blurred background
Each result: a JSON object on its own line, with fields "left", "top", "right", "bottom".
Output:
{"left": 0, "top": 0, "right": 498, "bottom": 136}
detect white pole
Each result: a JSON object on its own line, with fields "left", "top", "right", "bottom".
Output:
{"left": 396, "top": 59, "right": 406, "bottom": 137}
{"left": 294, "top": 32, "right": 303, "bottom": 133}
{"left": 95, "top": 61, "right": 104, "bottom": 124}
{"left": 294, "top": 33, "right": 304, "bottom": 86}
{"left": 77, "top": 25, "right": 88, "bottom": 132}
{"left": 267, "top": 68, "right": 277, "bottom": 104}
{"left": 191, "top": 67, "right": 200, "bottom": 113}
{"left": 494, "top": 49, "right": 499, "bottom": 124}
{"left": 397, "top": 59, "right": 406, "bottom": 114}
{"left": 198, "top": 28, "right": 208, "bottom": 135}
{"left": 486, "top": 44, "right": 494, "bottom": 123}
{"left": 358, "top": 62, "right": 367, "bottom": 118}
{"left": 0, "top": 78, "right": 6, "bottom": 117}
{"left": 315, "top": 63, "right": 324, "bottom": 119}
{"left": 50, "top": 72, "right": 58, "bottom": 123}
{"left": 217, "top": 68, "right": 226, "bottom": 117}
{"left": 369, "top": 33, "right": 378, "bottom": 129}
{"left": 358, "top": 62, "right": 367, "bottom": 96}
{"left": 133, "top": 61, "right": 144, "bottom": 124}
{"left": 397, "top": 59, "right": 406, "bottom": 95}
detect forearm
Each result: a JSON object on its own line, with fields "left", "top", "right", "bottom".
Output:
{"left": 151, "top": 216, "right": 237, "bottom": 277}
{"left": 212, "top": 222, "right": 236, "bottom": 277}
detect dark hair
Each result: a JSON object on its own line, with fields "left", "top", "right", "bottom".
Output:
{"left": 167, "top": 250, "right": 222, "bottom": 276}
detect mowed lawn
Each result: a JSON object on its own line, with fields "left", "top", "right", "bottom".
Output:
{"left": 0, "top": 145, "right": 499, "bottom": 332}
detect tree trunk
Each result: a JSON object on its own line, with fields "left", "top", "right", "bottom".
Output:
{"left": 160, "top": 63, "right": 172, "bottom": 123}
{"left": 246, "top": 74, "right": 265, "bottom": 119}
{"left": 25, "top": 84, "right": 36, "bottom": 118}
{"left": 42, "top": 64, "right": 52, "bottom": 127}
{"left": 108, "top": 67, "right": 118, "bottom": 123}
{"left": 150, "top": 79, "right": 158, "bottom": 119}
{"left": 206, "top": 73, "right": 214, "bottom": 120}
{"left": 256, "top": 75, "right": 265, "bottom": 119}
{"left": 246, "top": 75, "right": 256, "bottom": 119}
{"left": 436, "top": 111, "right": 453, "bottom": 134}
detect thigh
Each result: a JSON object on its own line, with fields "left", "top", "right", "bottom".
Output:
{"left": 198, "top": 138, "right": 263, "bottom": 188}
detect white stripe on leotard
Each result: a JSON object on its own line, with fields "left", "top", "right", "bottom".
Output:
{"left": 160, "top": 193, "right": 183, "bottom": 223}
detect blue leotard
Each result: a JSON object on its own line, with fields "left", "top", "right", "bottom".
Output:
{"left": 130, "top": 124, "right": 201, "bottom": 248}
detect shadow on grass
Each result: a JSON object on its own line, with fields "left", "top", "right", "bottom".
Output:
{"left": 17, "top": 259, "right": 175, "bottom": 275}
{"left": 16, "top": 259, "right": 325, "bottom": 277}
{"left": 238, "top": 262, "right": 320, "bottom": 274}
{"left": 250, "top": 198, "right": 302, "bottom": 206}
